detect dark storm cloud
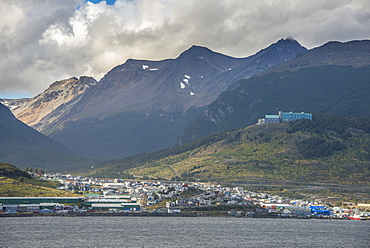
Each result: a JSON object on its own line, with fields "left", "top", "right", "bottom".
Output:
{"left": 0, "top": 0, "right": 369, "bottom": 98}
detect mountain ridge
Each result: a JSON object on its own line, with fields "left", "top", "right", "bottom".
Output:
{"left": 1, "top": 38, "right": 368, "bottom": 174}
{"left": 177, "top": 39, "right": 370, "bottom": 145}
{"left": 263, "top": 39, "right": 370, "bottom": 73}
{"left": 5, "top": 38, "right": 306, "bottom": 158}
{"left": 1, "top": 76, "right": 97, "bottom": 132}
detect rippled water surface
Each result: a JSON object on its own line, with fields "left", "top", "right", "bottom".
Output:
{"left": 1, "top": 216, "right": 369, "bottom": 247}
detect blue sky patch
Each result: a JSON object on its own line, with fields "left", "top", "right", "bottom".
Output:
{"left": 86, "top": 0, "right": 116, "bottom": 5}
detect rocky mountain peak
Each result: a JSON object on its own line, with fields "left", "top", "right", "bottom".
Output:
{"left": 49, "top": 77, "right": 78, "bottom": 89}
{"left": 178, "top": 45, "right": 213, "bottom": 57}
{"left": 6, "top": 76, "right": 97, "bottom": 130}
{"left": 277, "top": 37, "right": 300, "bottom": 44}
{"left": 257, "top": 37, "right": 307, "bottom": 57}
{"left": 177, "top": 45, "right": 231, "bottom": 63}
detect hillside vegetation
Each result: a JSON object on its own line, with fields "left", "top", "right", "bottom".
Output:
{"left": 0, "top": 163, "right": 79, "bottom": 197}
{"left": 87, "top": 114, "right": 370, "bottom": 185}
{"left": 0, "top": 163, "right": 32, "bottom": 179}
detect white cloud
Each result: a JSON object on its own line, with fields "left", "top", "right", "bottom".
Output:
{"left": 1, "top": 0, "right": 369, "bottom": 98}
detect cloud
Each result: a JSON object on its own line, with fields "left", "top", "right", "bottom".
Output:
{"left": 1, "top": 0, "right": 369, "bottom": 98}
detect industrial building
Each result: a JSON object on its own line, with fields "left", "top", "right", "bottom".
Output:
{"left": 0, "top": 197, "right": 81, "bottom": 213}
{"left": 257, "top": 111, "right": 312, "bottom": 124}
{"left": 310, "top": 206, "right": 331, "bottom": 216}
{"left": 81, "top": 195, "right": 140, "bottom": 211}
{"left": 0, "top": 197, "right": 81, "bottom": 205}
{"left": 0, "top": 195, "right": 140, "bottom": 213}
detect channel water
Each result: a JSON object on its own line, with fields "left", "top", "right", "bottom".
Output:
{"left": 1, "top": 216, "right": 369, "bottom": 247}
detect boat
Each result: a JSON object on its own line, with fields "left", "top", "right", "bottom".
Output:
{"left": 347, "top": 214, "right": 366, "bottom": 220}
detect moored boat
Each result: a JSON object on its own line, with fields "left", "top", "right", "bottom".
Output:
{"left": 347, "top": 214, "right": 366, "bottom": 220}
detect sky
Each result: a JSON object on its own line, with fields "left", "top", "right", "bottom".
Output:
{"left": 0, "top": 0, "right": 369, "bottom": 99}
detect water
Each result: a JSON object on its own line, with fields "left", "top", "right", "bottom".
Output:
{"left": 1, "top": 216, "right": 369, "bottom": 247}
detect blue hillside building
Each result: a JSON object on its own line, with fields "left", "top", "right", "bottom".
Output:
{"left": 257, "top": 111, "right": 312, "bottom": 124}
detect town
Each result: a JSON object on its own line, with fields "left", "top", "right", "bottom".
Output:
{"left": 1, "top": 172, "right": 369, "bottom": 220}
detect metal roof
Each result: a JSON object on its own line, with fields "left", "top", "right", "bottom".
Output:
{"left": 265, "top": 115, "right": 279, "bottom": 119}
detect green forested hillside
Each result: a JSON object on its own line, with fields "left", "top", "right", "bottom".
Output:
{"left": 87, "top": 114, "right": 370, "bottom": 185}
{"left": 0, "top": 163, "right": 78, "bottom": 197}
{"left": 0, "top": 163, "right": 32, "bottom": 179}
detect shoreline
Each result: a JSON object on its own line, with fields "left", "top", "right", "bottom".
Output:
{"left": 0, "top": 212, "right": 359, "bottom": 220}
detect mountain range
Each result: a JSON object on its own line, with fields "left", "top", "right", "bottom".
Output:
{"left": 1, "top": 38, "right": 369, "bottom": 175}
{"left": 1, "top": 38, "right": 307, "bottom": 159}
{"left": 177, "top": 40, "right": 370, "bottom": 145}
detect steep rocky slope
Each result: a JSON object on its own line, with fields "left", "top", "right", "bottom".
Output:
{"left": 1, "top": 76, "right": 97, "bottom": 133}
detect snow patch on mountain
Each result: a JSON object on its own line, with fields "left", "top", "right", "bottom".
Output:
{"left": 179, "top": 75, "right": 192, "bottom": 89}
{"left": 142, "top": 65, "right": 159, "bottom": 71}
{"left": 0, "top": 100, "right": 19, "bottom": 110}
